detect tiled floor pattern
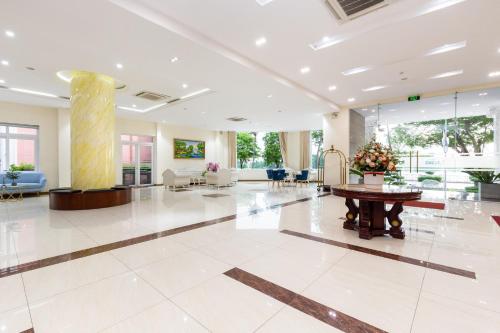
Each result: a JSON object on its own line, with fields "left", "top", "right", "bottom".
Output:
{"left": 0, "top": 183, "right": 499, "bottom": 332}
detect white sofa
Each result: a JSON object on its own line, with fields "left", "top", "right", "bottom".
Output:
{"left": 162, "top": 169, "right": 191, "bottom": 189}
{"left": 206, "top": 169, "right": 232, "bottom": 189}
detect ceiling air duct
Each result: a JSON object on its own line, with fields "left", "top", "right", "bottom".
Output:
{"left": 325, "top": 0, "right": 395, "bottom": 23}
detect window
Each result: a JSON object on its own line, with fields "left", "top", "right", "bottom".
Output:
{"left": 237, "top": 132, "right": 283, "bottom": 168}
{"left": 310, "top": 130, "right": 323, "bottom": 169}
{"left": 0, "top": 123, "right": 39, "bottom": 171}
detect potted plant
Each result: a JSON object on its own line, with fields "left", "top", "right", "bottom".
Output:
{"left": 462, "top": 170, "right": 500, "bottom": 200}
{"left": 202, "top": 162, "right": 220, "bottom": 176}
{"left": 6, "top": 165, "right": 21, "bottom": 186}
{"left": 351, "top": 139, "right": 398, "bottom": 186}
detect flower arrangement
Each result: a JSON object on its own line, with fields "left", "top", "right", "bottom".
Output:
{"left": 351, "top": 139, "right": 398, "bottom": 175}
{"left": 202, "top": 162, "right": 220, "bottom": 176}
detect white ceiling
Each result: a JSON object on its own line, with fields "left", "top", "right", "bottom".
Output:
{"left": 1, "top": 0, "right": 499, "bottom": 131}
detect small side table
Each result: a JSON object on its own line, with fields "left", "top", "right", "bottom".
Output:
{"left": 0, "top": 185, "right": 24, "bottom": 202}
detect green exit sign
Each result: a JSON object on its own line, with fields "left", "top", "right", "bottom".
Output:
{"left": 408, "top": 95, "right": 421, "bottom": 102}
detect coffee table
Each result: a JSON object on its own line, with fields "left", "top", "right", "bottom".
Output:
{"left": 0, "top": 185, "right": 24, "bottom": 201}
{"left": 331, "top": 184, "right": 422, "bottom": 240}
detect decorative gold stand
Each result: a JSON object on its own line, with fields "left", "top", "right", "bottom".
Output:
{"left": 316, "top": 145, "right": 348, "bottom": 192}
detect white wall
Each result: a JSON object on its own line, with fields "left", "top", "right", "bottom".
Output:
{"left": 0, "top": 101, "right": 59, "bottom": 189}
{"left": 323, "top": 108, "right": 350, "bottom": 186}
{"left": 57, "top": 108, "right": 71, "bottom": 187}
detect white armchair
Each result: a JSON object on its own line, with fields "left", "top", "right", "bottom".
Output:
{"left": 206, "top": 169, "right": 232, "bottom": 189}
{"left": 162, "top": 169, "right": 191, "bottom": 189}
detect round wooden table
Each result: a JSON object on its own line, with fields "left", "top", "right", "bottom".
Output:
{"left": 331, "top": 184, "right": 422, "bottom": 240}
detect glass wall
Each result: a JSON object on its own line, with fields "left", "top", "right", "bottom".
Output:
{"left": 353, "top": 87, "right": 500, "bottom": 199}
{"left": 310, "top": 130, "right": 323, "bottom": 169}
{"left": 0, "top": 123, "right": 39, "bottom": 171}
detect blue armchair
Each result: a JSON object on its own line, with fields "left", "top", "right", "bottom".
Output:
{"left": 271, "top": 169, "right": 286, "bottom": 187}
{"left": 0, "top": 171, "right": 47, "bottom": 194}
{"left": 295, "top": 169, "right": 309, "bottom": 186}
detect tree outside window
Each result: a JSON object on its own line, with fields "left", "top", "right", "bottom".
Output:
{"left": 311, "top": 130, "right": 323, "bottom": 168}
{"left": 263, "top": 132, "right": 282, "bottom": 168}
{"left": 236, "top": 132, "right": 260, "bottom": 168}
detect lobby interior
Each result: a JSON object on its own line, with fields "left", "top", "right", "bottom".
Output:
{"left": 1, "top": 0, "right": 500, "bottom": 332}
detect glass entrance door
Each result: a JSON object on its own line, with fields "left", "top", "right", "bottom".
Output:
{"left": 121, "top": 135, "right": 154, "bottom": 186}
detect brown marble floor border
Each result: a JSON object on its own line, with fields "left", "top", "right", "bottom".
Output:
{"left": 224, "top": 267, "right": 386, "bottom": 333}
{"left": 280, "top": 230, "right": 476, "bottom": 279}
{"left": 0, "top": 194, "right": 324, "bottom": 279}
{"left": 19, "top": 329, "right": 34, "bottom": 333}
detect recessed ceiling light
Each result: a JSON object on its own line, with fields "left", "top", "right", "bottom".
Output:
{"left": 309, "top": 35, "right": 344, "bottom": 51}
{"left": 300, "top": 67, "right": 311, "bottom": 74}
{"left": 256, "top": 0, "right": 273, "bottom": 6}
{"left": 497, "top": 48, "right": 500, "bottom": 53}
{"left": 425, "top": 40, "right": 467, "bottom": 56}
{"left": 116, "top": 63, "right": 123, "bottom": 69}
{"left": 362, "top": 85, "right": 387, "bottom": 92}
{"left": 347, "top": 98, "right": 355, "bottom": 102}
{"left": 420, "top": 110, "right": 425, "bottom": 113}
{"left": 4, "top": 30, "right": 15, "bottom": 38}
{"left": 328, "top": 85, "right": 337, "bottom": 91}
{"left": 488, "top": 71, "right": 500, "bottom": 77}
{"left": 472, "top": 104, "right": 480, "bottom": 107}
{"left": 430, "top": 69, "right": 463, "bottom": 79}
{"left": 479, "top": 92, "right": 488, "bottom": 96}
{"left": 10, "top": 87, "right": 58, "bottom": 98}
{"left": 267, "top": 94, "right": 273, "bottom": 98}
{"left": 255, "top": 37, "right": 267, "bottom": 47}
{"left": 170, "top": 57, "right": 179, "bottom": 63}
{"left": 371, "top": 109, "right": 376, "bottom": 113}
{"left": 1, "top": 60, "right": 9, "bottom": 66}
{"left": 182, "top": 83, "right": 188, "bottom": 89}
{"left": 0, "top": 79, "right": 4, "bottom": 84}
{"left": 132, "top": 104, "right": 137, "bottom": 108}
{"left": 342, "top": 66, "right": 370, "bottom": 76}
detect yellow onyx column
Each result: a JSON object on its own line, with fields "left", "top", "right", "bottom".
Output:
{"left": 70, "top": 71, "right": 115, "bottom": 190}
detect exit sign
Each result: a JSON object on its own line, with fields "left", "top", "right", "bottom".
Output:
{"left": 408, "top": 95, "right": 421, "bottom": 102}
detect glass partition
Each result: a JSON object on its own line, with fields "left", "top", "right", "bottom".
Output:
{"left": 353, "top": 87, "right": 500, "bottom": 199}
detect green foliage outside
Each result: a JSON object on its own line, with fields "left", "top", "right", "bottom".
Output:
{"left": 9, "top": 163, "right": 35, "bottom": 171}
{"left": 311, "top": 130, "right": 324, "bottom": 168}
{"left": 462, "top": 170, "right": 500, "bottom": 184}
{"left": 391, "top": 115, "right": 493, "bottom": 154}
{"left": 385, "top": 172, "right": 407, "bottom": 185}
{"left": 417, "top": 175, "right": 442, "bottom": 183}
{"left": 237, "top": 132, "right": 260, "bottom": 168}
{"left": 263, "top": 132, "right": 282, "bottom": 168}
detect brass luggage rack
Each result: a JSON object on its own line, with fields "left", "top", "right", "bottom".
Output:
{"left": 316, "top": 145, "right": 348, "bottom": 192}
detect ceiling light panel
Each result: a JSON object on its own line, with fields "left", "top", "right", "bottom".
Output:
{"left": 255, "top": 37, "right": 267, "bottom": 47}
{"left": 342, "top": 66, "right": 370, "bottom": 76}
{"left": 430, "top": 69, "right": 463, "bottom": 79}
{"left": 4, "top": 30, "right": 15, "bottom": 38}
{"left": 309, "top": 36, "right": 344, "bottom": 51}
{"left": 256, "top": 0, "right": 273, "bottom": 6}
{"left": 300, "top": 67, "right": 311, "bottom": 74}
{"left": 10, "top": 87, "right": 58, "bottom": 98}
{"left": 426, "top": 40, "right": 467, "bottom": 56}
{"left": 362, "top": 85, "right": 387, "bottom": 92}
{"left": 488, "top": 71, "right": 500, "bottom": 77}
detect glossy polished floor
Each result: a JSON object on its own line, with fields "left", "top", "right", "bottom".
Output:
{"left": 0, "top": 182, "right": 499, "bottom": 333}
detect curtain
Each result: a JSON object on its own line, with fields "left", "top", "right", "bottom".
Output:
{"left": 299, "top": 131, "right": 311, "bottom": 170}
{"left": 227, "top": 131, "right": 237, "bottom": 169}
{"left": 278, "top": 132, "right": 288, "bottom": 167}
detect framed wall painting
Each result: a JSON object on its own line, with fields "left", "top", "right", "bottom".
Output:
{"left": 173, "top": 138, "right": 206, "bottom": 159}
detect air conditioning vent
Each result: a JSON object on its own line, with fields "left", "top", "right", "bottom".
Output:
{"left": 325, "top": 0, "right": 393, "bottom": 22}
{"left": 226, "top": 117, "right": 247, "bottom": 122}
{"left": 135, "top": 91, "right": 170, "bottom": 101}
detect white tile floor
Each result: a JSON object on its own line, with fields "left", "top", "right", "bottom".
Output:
{"left": 0, "top": 182, "right": 498, "bottom": 332}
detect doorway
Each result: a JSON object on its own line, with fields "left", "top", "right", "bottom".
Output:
{"left": 121, "top": 134, "right": 155, "bottom": 186}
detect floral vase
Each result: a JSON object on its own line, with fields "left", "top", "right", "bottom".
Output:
{"left": 363, "top": 172, "right": 384, "bottom": 186}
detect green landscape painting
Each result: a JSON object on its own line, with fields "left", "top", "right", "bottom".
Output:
{"left": 174, "top": 138, "right": 206, "bottom": 159}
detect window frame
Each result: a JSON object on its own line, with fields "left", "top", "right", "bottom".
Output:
{"left": 0, "top": 122, "right": 40, "bottom": 171}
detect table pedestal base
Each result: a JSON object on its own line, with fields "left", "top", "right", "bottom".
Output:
{"left": 344, "top": 198, "right": 405, "bottom": 240}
